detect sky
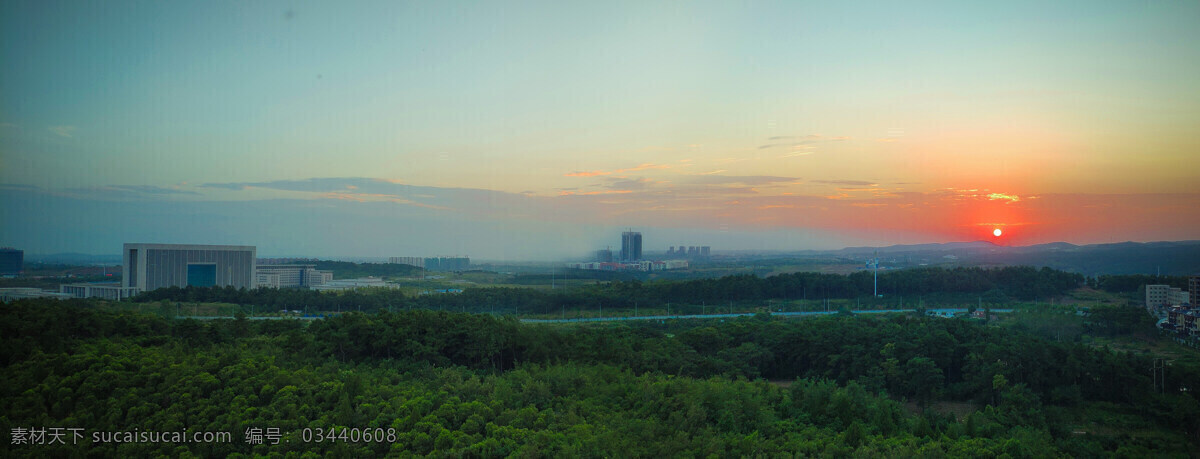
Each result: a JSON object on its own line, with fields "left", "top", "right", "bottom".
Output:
{"left": 2, "top": 1, "right": 1198, "bottom": 259}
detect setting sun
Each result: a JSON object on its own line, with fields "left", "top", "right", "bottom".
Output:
{"left": 993, "top": 228, "right": 1003, "bottom": 237}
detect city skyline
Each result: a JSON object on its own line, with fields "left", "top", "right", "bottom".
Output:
{"left": 2, "top": 1, "right": 1198, "bottom": 259}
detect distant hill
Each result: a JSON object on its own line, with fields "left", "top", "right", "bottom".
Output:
{"left": 827, "top": 240, "right": 1200, "bottom": 276}
{"left": 26, "top": 253, "right": 122, "bottom": 265}
{"left": 839, "top": 241, "right": 1000, "bottom": 254}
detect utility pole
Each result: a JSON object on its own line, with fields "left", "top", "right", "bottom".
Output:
{"left": 873, "top": 252, "right": 879, "bottom": 298}
{"left": 1153, "top": 359, "right": 1166, "bottom": 394}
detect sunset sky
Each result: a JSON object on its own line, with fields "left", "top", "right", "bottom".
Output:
{"left": 2, "top": 1, "right": 1198, "bottom": 259}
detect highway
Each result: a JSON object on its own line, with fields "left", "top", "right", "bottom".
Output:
{"left": 175, "top": 308, "right": 1013, "bottom": 323}
{"left": 520, "top": 308, "right": 1013, "bottom": 324}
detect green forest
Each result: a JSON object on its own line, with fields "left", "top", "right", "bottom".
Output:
{"left": 2, "top": 294, "right": 1198, "bottom": 456}
{"left": 132, "top": 266, "right": 1089, "bottom": 316}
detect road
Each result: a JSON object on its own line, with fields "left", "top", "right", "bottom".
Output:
{"left": 520, "top": 308, "right": 1013, "bottom": 324}
{"left": 175, "top": 308, "right": 1013, "bottom": 323}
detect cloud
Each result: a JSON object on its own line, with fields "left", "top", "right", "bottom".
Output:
{"left": 605, "top": 177, "right": 654, "bottom": 191}
{"left": 565, "top": 163, "right": 673, "bottom": 178}
{"left": 686, "top": 175, "right": 800, "bottom": 186}
{"left": 55, "top": 184, "right": 201, "bottom": 201}
{"left": 987, "top": 192, "right": 1020, "bottom": 203}
{"left": 0, "top": 183, "right": 41, "bottom": 191}
{"left": 6, "top": 177, "right": 1200, "bottom": 257}
{"left": 108, "top": 185, "right": 198, "bottom": 195}
{"left": 618, "top": 163, "right": 671, "bottom": 173}
{"left": 758, "top": 135, "right": 850, "bottom": 149}
{"left": 192, "top": 177, "right": 568, "bottom": 219}
{"left": 811, "top": 180, "right": 877, "bottom": 187}
{"left": 565, "top": 170, "right": 611, "bottom": 177}
{"left": 768, "top": 135, "right": 811, "bottom": 141}
{"left": 559, "top": 190, "right": 634, "bottom": 196}
{"left": 48, "top": 125, "right": 76, "bottom": 138}
{"left": 198, "top": 182, "right": 250, "bottom": 190}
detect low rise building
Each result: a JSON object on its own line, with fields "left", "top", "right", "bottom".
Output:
{"left": 311, "top": 277, "right": 399, "bottom": 292}
{"left": 1, "top": 288, "right": 74, "bottom": 303}
{"left": 1146, "top": 284, "right": 1187, "bottom": 309}
{"left": 59, "top": 283, "right": 141, "bottom": 300}
{"left": 255, "top": 264, "right": 333, "bottom": 289}
{"left": 389, "top": 257, "right": 424, "bottom": 268}
{"left": 1164, "top": 306, "right": 1199, "bottom": 339}
{"left": 565, "top": 259, "right": 688, "bottom": 272}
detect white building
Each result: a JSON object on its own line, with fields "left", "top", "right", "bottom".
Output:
{"left": 1147, "top": 284, "right": 1172, "bottom": 308}
{"left": 123, "top": 243, "right": 256, "bottom": 292}
{"left": 311, "top": 277, "right": 399, "bottom": 292}
{"left": 60, "top": 283, "right": 141, "bottom": 300}
{"left": 1147, "top": 284, "right": 1189, "bottom": 309}
{"left": 1, "top": 288, "right": 74, "bottom": 303}
{"left": 1170, "top": 288, "right": 1190, "bottom": 307}
{"left": 255, "top": 264, "right": 333, "bottom": 289}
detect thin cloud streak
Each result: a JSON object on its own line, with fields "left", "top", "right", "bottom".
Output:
{"left": 6, "top": 179, "right": 1198, "bottom": 255}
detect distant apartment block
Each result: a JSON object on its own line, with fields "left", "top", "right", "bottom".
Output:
{"left": 256, "top": 264, "right": 333, "bottom": 289}
{"left": 566, "top": 260, "right": 687, "bottom": 272}
{"left": 389, "top": 257, "right": 425, "bottom": 268}
{"left": 424, "top": 257, "right": 470, "bottom": 272}
{"left": 60, "top": 283, "right": 141, "bottom": 300}
{"left": 0, "top": 247, "right": 22, "bottom": 276}
{"left": 621, "top": 231, "right": 642, "bottom": 261}
{"left": 666, "top": 245, "right": 711, "bottom": 259}
{"left": 594, "top": 249, "right": 614, "bottom": 263}
{"left": 1146, "top": 284, "right": 1171, "bottom": 308}
{"left": 1191, "top": 276, "right": 1199, "bottom": 307}
{"left": 258, "top": 257, "right": 316, "bottom": 265}
{"left": 123, "top": 243, "right": 256, "bottom": 292}
{"left": 1147, "top": 284, "right": 1189, "bottom": 309}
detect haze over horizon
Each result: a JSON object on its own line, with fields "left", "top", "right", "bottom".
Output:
{"left": 3, "top": 1, "right": 1198, "bottom": 260}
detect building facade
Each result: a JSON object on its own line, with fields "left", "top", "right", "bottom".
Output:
{"left": 594, "top": 249, "right": 614, "bottom": 263}
{"left": 312, "top": 277, "right": 399, "bottom": 292}
{"left": 1, "top": 288, "right": 74, "bottom": 303}
{"left": 424, "top": 257, "right": 470, "bottom": 272}
{"left": 60, "top": 283, "right": 141, "bottom": 300}
{"left": 621, "top": 231, "right": 642, "bottom": 261}
{"left": 123, "top": 243, "right": 256, "bottom": 292}
{"left": 388, "top": 257, "right": 425, "bottom": 268}
{"left": 255, "top": 264, "right": 333, "bottom": 289}
{"left": 1190, "top": 276, "right": 1199, "bottom": 307}
{"left": 1146, "top": 284, "right": 1173, "bottom": 308}
{"left": 0, "top": 248, "right": 22, "bottom": 276}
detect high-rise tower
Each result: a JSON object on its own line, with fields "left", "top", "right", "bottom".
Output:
{"left": 620, "top": 231, "right": 642, "bottom": 261}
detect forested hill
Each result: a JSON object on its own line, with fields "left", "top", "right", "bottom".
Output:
{"left": 133, "top": 266, "right": 1088, "bottom": 314}
{"left": 2, "top": 300, "right": 1198, "bottom": 456}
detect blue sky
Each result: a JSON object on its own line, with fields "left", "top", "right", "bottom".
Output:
{"left": 2, "top": 1, "right": 1198, "bottom": 258}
